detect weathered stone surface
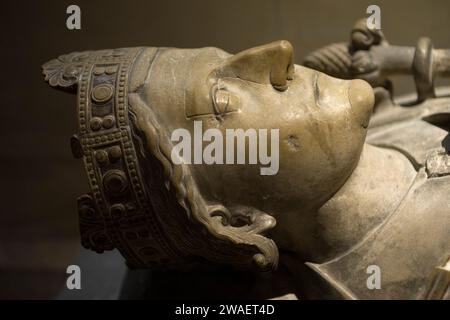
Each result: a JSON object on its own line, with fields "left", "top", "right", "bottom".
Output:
{"left": 43, "top": 30, "right": 450, "bottom": 299}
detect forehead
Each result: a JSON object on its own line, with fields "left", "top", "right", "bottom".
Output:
{"left": 145, "top": 47, "right": 228, "bottom": 108}
{"left": 146, "top": 47, "right": 229, "bottom": 94}
{"left": 156, "top": 47, "right": 230, "bottom": 74}
{"left": 137, "top": 47, "right": 229, "bottom": 130}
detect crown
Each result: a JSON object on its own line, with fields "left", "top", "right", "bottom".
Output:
{"left": 42, "top": 48, "right": 183, "bottom": 268}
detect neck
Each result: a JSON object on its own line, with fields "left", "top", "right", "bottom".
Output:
{"left": 275, "top": 144, "right": 417, "bottom": 263}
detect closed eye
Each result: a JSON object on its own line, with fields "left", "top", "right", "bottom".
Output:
{"left": 211, "top": 84, "right": 230, "bottom": 114}
{"left": 210, "top": 81, "right": 240, "bottom": 117}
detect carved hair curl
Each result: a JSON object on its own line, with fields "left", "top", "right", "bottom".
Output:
{"left": 129, "top": 91, "right": 278, "bottom": 272}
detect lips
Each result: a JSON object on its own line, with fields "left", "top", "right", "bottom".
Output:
{"left": 314, "top": 72, "right": 350, "bottom": 108}
{"left": 348, "top": 79, "right": 375, "bottom": 128}
{"left": 312, "top": 72, "right": 374, "bottom": 129}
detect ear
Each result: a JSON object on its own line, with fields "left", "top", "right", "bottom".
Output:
{"left": 214, "top": 40, "right": 295, "bottom": 91}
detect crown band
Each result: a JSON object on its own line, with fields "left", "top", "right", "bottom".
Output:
{"left": 44, "top": 48, "right": 181, "bottom": 268}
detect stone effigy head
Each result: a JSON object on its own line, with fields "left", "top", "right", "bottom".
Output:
{"left": 42, "top": 40, "right": 374, "bottom": 273}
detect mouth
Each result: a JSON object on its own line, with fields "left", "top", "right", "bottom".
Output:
{"left": 347, "top": 79, "right": 375, "bottom": 128}
{"left": 311, "top": 71, "right": 374, "bottom": 119}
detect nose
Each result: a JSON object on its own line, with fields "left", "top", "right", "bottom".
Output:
{"left": 217, "top": 40, "right": 294, "bottom": 91}
{"left": 348, "top": 79, "right": 375, "bottom": 128}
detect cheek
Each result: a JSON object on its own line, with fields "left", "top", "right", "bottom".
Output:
{"left": 278, "top": 107, "right": 366, "bottom": 176}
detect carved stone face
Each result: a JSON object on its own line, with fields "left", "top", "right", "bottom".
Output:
{"left": 132, "top": 41, "right": 374, "bottom": 238}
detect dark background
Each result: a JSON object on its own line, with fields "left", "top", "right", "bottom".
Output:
{"left": 1, "top": 0, "right": 450, "bottom": 299}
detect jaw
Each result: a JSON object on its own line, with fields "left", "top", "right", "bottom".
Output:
{"left": 268, "top": 143, "right": 416, "bottom": 263}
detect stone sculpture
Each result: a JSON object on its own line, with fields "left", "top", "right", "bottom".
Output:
{"left": 42, "top": 19, "right": 449, "bottom": 299}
